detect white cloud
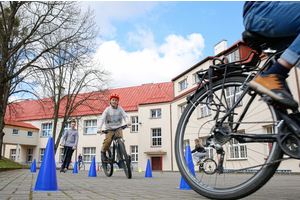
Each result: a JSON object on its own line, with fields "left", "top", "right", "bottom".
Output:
{"left": 82, "top": 1, "right": 160, "bottom": 38}
{"left": 94, "top": 31, "right": 205, "bottom": 88}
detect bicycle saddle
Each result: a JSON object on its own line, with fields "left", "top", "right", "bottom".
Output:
{"left": 242, "top": 30, "right": 296, "bottom": 54}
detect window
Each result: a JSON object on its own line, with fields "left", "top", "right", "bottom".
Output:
{"left": 229, "top": 130, "right": 247, "bottom": 159}
{"left": 83, "top": 147, "right": 96, "bottom": 162}
{"left": 85, "top": 120, "right": 97, "bottom": 134}
{"left": 27, "top": 149, "right": 33, "bottom": 162}
{"left": 152, "top": 128, "right": 161, "bottom": 146}
{"left": 13, "top": 129, "right": 19, "bottom": 135}
{"left": 151, "top": 109, "right": 161, "bottom": 118}
{"left": 40, "top": 148, "right": 45, "bottom": 162}
{"left": 180, "top": 104, "right": 187, "bottom": 116}
{"left": 131, "top": 146, "right": 138, "bottom": 162}
{"left": 179, "top": 79, "right": 187, "bottom": 91}
{"left": 27, "top": 131, "right": 33, "bottom": 137}
{"left": 199, "top": 97, "right": 211, "bottom": 118}
{"left": 63, "top": 122, "right": 71, "bottom": 135}
{"left": 11, "top": 149, "right": 17, "bottom": 161}
{"left": 131, "top": 117, "right": 138, "bottom": 132}
{"left": 225, "top": 86, "right": 242, "bottom": 108}
{"left": 42, "top": 123, "right": 52, "bottom": 137}
{"left": 226, "top": 49, "right": 240, "bottom": 62}
{"left": 193, "top": 73, "right": 200, "bottom": 84}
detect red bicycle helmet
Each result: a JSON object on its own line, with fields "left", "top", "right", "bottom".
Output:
{"left": 109, "top": 93, "right": 120, "bottom": 101}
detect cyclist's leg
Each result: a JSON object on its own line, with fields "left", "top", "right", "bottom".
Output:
{"left": 65, "top": 147, "right": 74, "bottom": 169}
{"left": 244, "top": 2, "right": 300, "bottom": 109}
{"left": 101, "top": 131, "right": 113, "bottom": 160}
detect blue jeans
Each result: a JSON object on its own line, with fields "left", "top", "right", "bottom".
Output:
{"left": 243, "top": 1, "right": 300, "bottom": 67}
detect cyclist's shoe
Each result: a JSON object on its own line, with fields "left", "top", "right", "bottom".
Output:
{"left": 60, "top": 168, "right": 63, "bottom": 173}
{"left": 196, "top": 161, "right": 201, "bottom": 166}
{"left": 249, "top": 74, "right": 298, "bottom": 110}
{"left": 117, "top": 161, "right": 123, "bottom": 169}
{"left": 63, "top": 168, "right": 67, "bottom": 173}
{"left": 101, "top": 151, "right": 108, "bottom": 161}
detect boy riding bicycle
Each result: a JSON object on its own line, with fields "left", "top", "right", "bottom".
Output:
{"left": 97, "top": 93, "right": 131, "bottom": 168}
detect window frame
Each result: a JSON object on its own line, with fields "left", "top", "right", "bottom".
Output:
{"left": 131, "top": 116, "right": 138, "bottom": 132}
{"left": 84, "top": 120, "right": 97, "bottom": 135}
{"left": 40, "top": 148, "right": 45, "bottom": 162}
{"left": 151, "top": 109, "right": 161, "bottom": 119}
{"left": 179, "top": 79, "right": 187, "bottom": 91}
{"left": 12, "top": 129, "right": 19, "bottom": 135}
{"left": 229, "top": 130, "right": 247, "bottom": 159}
{"left": 199, "top": 97, "right": 212, "bottom": 118}
{"left": 42, "top": 123, "right": 52, "bottom": 137}
{"left": 131, "top": 146, "right": 138, "bottom": 162}
{"left": 11, "top": 149, "right": 17, "bottom": 161}
{"left": 27, "top": 148, "right": 33, "bottom": 162}
{"left": 27, "top": 131, "right": 33, "bottom": 137}
{"left": 151, "top": 128, "right": 162, "bottom": 146}
{"left": 83, "top": 147, "right": 96, "bottom": 162}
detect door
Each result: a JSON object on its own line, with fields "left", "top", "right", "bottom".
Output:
{"left": 151, "top": 157, "right": 161, "bottom": 171}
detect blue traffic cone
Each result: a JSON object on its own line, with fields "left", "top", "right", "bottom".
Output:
{"left": 30, "top": 159, "right": 36, "bottom": 173}
{"left": 73, "top": 160, "right": 78, "bottom": 173}
{"left": 145, "top": 159, "right": 152, "bottom": 178}
{"left": 175, "top": 145, "right": 195, "bottom": 190}
{"left": 32, "top": 137, "right": 60, "bottom": 191}
{"left": 88, "top": 157, "right": 97, "bottom": 177}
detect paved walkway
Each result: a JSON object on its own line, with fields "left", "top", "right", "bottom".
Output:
{"left": 0, "top": 169, "right": 299, "bottom": 199}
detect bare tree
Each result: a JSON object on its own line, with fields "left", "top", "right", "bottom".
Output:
{"left": 0, "top": 1, "right": 102, "bottom": 159}
{"left": 30, "top": 42, "right": 110, "bottom": 153}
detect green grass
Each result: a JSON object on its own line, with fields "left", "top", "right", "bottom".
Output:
{"left": 0, "top": 157, "right": 30, "bottom": 169}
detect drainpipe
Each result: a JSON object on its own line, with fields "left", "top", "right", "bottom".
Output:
{"left": 169, "top": 104, "right": 173, "bottom": 171}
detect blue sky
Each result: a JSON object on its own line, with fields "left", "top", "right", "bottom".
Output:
{"left": 82, "top": 1, "right": 246, "bottom": 88}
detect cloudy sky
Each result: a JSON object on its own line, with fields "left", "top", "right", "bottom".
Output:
{"left": 82, "top": 1, "right": 245, "bottom": 88}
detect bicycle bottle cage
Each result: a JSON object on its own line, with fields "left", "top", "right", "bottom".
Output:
{"left": 242, "top": 30, "right": 296, "bottom": 55}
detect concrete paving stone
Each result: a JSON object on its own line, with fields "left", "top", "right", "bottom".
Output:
{"left": 1, "top": 169, "right": 300, "bottom": 199}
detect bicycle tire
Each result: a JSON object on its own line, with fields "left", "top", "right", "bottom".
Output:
{"left": 117, "top": 141, "right": 132, "bottom": 179}
{"left": 201, "top": 158, "right": 217, "bottom": 175}
{"left": 79, "top": 163, "right": 85, "bottom": 171}
{"left": 175, "top": 75, "right": 283, "bottom": 199}
{"left": 102, "top": 148, "right": 113, "bottom": 177}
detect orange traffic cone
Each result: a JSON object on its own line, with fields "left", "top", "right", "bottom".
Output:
{"left": 97, "top": 166, "right": 100, "bottom": 171}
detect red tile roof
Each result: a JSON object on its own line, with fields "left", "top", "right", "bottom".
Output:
{"left": 4, "top": 120, "right": 39, "bottom": 130}
{"left": 5, "top": 82, "right": 174, "bottom": 121}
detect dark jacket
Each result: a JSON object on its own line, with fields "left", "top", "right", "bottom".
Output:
{"left": 191, "top": 144, "right": 206, "bottom": 153}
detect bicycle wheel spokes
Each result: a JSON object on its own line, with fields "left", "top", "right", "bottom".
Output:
{"left": 117, "top": 141, "right": 132, "bottom": 179}
{"left": 102, "top": 149, "right": 113, "bottom": 177}
{"left": 175, "top": 76, "right": 283, "bottom": 199}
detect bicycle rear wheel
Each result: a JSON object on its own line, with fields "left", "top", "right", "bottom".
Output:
{"left": 102, "top": 148, "right": 113, "bottom": 177}
{"left": 175, "top": 75, "right": 283, "bottom": 199}
{"left": 117, "top": 141, "right": 132, "bottom": 179}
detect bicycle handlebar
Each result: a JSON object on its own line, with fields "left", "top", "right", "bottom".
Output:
{"left": 101, "top": 125, "right": 128, "bottom": 134}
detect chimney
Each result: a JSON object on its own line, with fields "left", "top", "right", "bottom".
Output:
{"left": 214, "top": 40, "right": 227, "bottom": 55}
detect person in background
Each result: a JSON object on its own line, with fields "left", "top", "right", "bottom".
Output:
{"left": 60, "top": 119, "right": 79, "bottom": 172}
{"left": 191, "top": 138, "right": 207, "bottom": 165}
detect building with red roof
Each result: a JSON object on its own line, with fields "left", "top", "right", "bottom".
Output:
{"left": 3, "top": 40, "right": 300, "bottom": 173}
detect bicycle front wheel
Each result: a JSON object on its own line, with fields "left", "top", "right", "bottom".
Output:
{"left": 175, "top": 75, "right": 283, "bottom": 199}
{"left": 117, "top": 141, "right": 132, "bottom": 179}
{"left": 102, "top": 148, "right": 113, "bottom": 177}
